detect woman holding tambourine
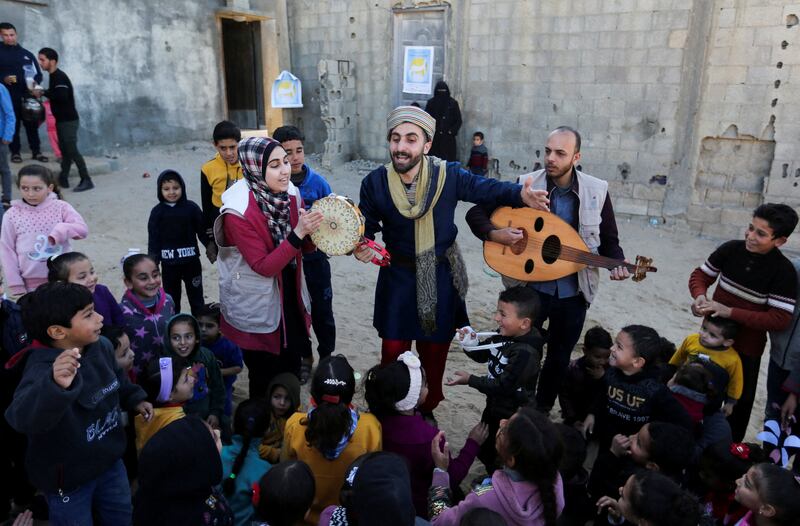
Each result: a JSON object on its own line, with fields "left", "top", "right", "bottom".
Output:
{"left": 213, "top": 136, "right": 323, "bottom": 399}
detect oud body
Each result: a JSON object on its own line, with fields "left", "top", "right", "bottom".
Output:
{"left": 483, "top": 207, "right": 656, "bottom": 282}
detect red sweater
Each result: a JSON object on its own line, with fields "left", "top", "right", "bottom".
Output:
{"left": 689, "top": 241, "right": 796, "bottom": 357}
{"left": 220, "top": 192, "right": 313, "bottom": 353}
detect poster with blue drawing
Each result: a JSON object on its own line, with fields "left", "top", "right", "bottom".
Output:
{"left": 403, "top": 46, "right": 434, "bottom": 95}
{"left": 271, "top": 70, "right": 303, "bottom": 108}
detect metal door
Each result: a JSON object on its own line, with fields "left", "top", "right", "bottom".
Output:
{"left": 392, "top": 7, "right": 447, "bottom": 108}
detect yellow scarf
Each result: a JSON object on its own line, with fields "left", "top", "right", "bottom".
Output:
{"left": 386, "top": 156, "right": 447, "bottom": 333}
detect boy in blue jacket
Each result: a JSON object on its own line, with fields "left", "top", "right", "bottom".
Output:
{"left": 273, "top": 125, "right": 336, "bottom": 383}
{"left": 0, "top": 82, "right": 14, "bottom": 210}
{"left": 5, "top": 282, "right": 152, "bottom": 524}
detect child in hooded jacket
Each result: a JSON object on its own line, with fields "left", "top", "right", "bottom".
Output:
{"left": 259, "top": 372, "right": 301, "bottom": 463}
{"left": 119, "top": 253, "right": 176, "bottom": 381}
{"left": 0, "top": 165, "right": 87, "bottom": 296}
{"left": 163, "top": 313, "right": 225, "bottom": 430}
{"left": 428, "top": 406, "right": 564, "bottom": 526}
{"left": 147, "top": 169, "right": 209, "bottom": 316}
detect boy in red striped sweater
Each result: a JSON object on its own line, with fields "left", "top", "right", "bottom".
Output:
{"left": 689, "top": 203, "right": 798, "bottom": 440}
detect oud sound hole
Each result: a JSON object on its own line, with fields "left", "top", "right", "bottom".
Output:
{"left": 542, "top": 235, "right": 561, "bottom": 264}
{"left": 510, "top": 229, "right": 528, "bottom": 255}
{"left": 534, "top": 217, "right": 544, "bottom": 232}
{"left": 524, "top": 259, "right": 534, "bottom": 274}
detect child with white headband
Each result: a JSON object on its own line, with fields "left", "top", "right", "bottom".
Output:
{"left": 450, "top": 285, "right": 544, "bottom": 472}
{"left": 134, "top": 355, "right": 196, "bottom": 453}
{"left": 364, "top": 350, "right": 488, "bottom": 519}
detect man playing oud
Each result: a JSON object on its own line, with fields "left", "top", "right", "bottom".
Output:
{"left": 466, "top": 126, "right": 629, "bottom": 415}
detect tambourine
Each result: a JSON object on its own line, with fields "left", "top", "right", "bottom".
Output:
{"left": 309, "top": 195, "right": 390, "bottom": 266}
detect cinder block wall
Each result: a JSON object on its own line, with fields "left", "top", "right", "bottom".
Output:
{"left": 0, "top": 0, "right": 225, "bottom": 153}
{"left": 286, "top": 0, "right": 800, "bottom": 237}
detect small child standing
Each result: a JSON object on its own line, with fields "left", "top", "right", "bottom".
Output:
{"left": 583, "top": 325, "right": 692, "bottom": 447}
{"left": 558, "top": 326, "right": 612, "bottom": 427}
{"left": 670, "top": 316, "right": 743, "bottom": 416}
{"left": 198, "top": 302, "right": 243, "bottom": 422}
{"left": 466, "top": 131, "right": 489, "bottom": 176}
{"left": 0, "top": 165, "right": 87, "bottom": 296}
{"left": 4, "top": 282, "right": 152, "bottom": 524}
{"left": 47, "top": 251, "right": 125, "bottom": 326}
{"left": 147, "top": 170, "right": 209, "bottom": 316}
{"left": 221, "top": 399, "right": 271, "bottom": 525}
{"left": 364, "top": 351, "right": 486, "bottom": 517}
{"left": 259, "top": 372, "right": 301, "bottom": 463}
{"left": 119, "top": 253, "right": 176, "bottom": 381}
{"left": 451, "top": 285, "right": 543, "bottom": 471}
{"left": 135, "top": 355, "right": 195, "bottom": 453}
{"left": 164, "top": 313, "right": 225, "bottom": 430}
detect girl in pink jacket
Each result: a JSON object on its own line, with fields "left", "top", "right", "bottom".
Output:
{"left": 0, "top": 165, "right": 88, "bottom": 296}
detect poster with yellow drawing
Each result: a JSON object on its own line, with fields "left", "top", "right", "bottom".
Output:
{"left": 271, "top": 70, "right": 303, "bottom": 108}
{"left": 403, "top": 46, "right": 434, "bottom": 95}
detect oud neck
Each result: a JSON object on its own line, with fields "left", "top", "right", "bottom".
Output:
{"left": 563, "top": 250, "right": 631, "bottom": 271}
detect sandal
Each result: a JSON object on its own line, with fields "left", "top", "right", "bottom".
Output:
{"left": 32, "top": 153, "right": 49, "bottom": 162}
{"left": 299, "top": 359, "right": 313, "bottom": 385}
{"left": 10, "top": 154, "right": 22, "bottom": 163}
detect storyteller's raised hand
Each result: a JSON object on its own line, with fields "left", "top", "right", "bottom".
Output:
{"left": 521, "top": 178, "right": 550, "bottom": 211}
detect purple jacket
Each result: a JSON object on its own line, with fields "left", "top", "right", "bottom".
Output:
{"left": 93, "top": 284, "right": 124, "bottom": 327}
{"left": 429, "top": 469, "right": 564, "bottom": 526}
{"left": 380, "top": 414, "right": 479, "bottom": 518}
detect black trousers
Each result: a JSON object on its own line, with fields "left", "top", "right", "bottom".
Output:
{"left": 161, "top": 259, "right": 204, "bottom": 316}
{"left": 242, "top": 266, "right": 309, "bottom": 399}
{"left": 302, "top": 255, "right": 336, "bottom": 360}
{"left": 56, "top": 119, "right": 89, "bottom": 181}
{"left": 727, "top": 353, "right": 762, "bottom": 441}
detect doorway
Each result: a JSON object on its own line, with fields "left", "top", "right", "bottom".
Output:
{"left": 221, "top": 18, "right": 265, "bottom": 129}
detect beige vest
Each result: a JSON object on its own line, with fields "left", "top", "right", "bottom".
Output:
{"left": 214, "top": 179, "right": 310, "bottom": 334}
{"left": 507, "top": 169, "right": 608, "bottom": 303}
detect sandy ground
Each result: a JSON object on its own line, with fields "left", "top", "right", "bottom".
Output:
{"left": 10, "top": 141, "right": 772, "bottom": 458}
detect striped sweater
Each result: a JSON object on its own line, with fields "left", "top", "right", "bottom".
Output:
{"left": 689, "top": 240, "right": 796, "bottom": 357}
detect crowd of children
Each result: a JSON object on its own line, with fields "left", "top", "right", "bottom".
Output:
{"left": 0, "top": 116, "right": 799, "bottom": 526}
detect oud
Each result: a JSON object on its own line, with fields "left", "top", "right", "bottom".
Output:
{"left": 483, "top": 207, "right": 657, "bottom": 282}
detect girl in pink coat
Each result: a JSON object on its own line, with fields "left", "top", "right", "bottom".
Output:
{"left": 0, "top": 165, "right": 88, "bottom": 296}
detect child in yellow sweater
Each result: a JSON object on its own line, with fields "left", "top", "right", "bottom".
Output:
{"left": 669, "top": 316, "right": 743, "bottom": 416}
{"left": 135, "top": 355, "right": 195, "bottom": 452}
{"left": 259, "top": 372, "right": 301, "bottom": 463}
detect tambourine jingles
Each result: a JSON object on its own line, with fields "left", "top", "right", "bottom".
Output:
{"left": 309, "top": 194, "right": 390, "bottom": 266}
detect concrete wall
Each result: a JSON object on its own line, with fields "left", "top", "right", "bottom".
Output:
{"left": 285, "top": 0, "right": 800, "bottom": 238}
{"left": 0, "top": 0, "right": 290, "bottom": 154}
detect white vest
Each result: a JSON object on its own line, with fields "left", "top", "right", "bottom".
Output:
{"left": 214, "top": 179, "right": 310, "bottom": 334}
{"left": 510, "top": 169, "right": 608, "bottom": 304}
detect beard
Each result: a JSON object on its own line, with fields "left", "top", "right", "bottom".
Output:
{"left": 391, "top": 150, "right": 424, "bottom": 174}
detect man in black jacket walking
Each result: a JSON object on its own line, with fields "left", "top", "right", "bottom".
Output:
{"left": 37, "top": 47, "right": 93, "bottom": 191}
{"left": 0, "top": 22, "right": 46, "bottom": 164}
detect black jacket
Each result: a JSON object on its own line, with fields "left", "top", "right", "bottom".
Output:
{"left": 4, "top": 337, "right": 146, "bottom": 493}
{"left": 0, "top": 43, "right": 41, "bottom": 101}
{"left": 148, "top": 170, "right": 209, "bottom": 266}
{"left": 466, "top": 329, "right": 543, "bottom": 418}
{"left": 45, "top": 68, "right": 79, "bottom": 122}
{"left": 592, "top": 367, "right": 692, "bottom": 447}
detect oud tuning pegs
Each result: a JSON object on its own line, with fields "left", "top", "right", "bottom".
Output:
{"left": 632, "top": 255, "right": 654, "bottom": 282}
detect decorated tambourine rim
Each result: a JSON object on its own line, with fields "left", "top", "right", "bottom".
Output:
{"left": 309, "top": 194, "right": 390, "bottom": 266}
